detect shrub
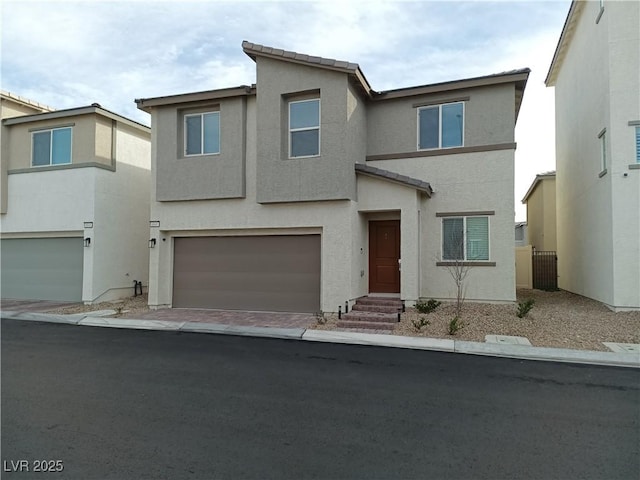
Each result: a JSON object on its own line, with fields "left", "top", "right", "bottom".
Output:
{"left": 315, "top": 310, "right": 326, "bottom": 325}
{"left": 415, "top": 299, "right": 442, "bottom": 314}
{"left": 517, "top": 299, "right": 535, "bottom": 318}
{"left": 411, "top": 316, "right": 431, "bottom": 332}
{"left": 448, "top": 316, "right": 464, "bottom": 335}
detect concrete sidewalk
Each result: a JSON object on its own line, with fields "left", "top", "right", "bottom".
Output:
{"left": 2, "top": 309, "right": 638, "bottom": 368}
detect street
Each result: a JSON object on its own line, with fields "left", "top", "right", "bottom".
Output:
{"left": 2, "top": 319, "right": 638, "bottom": 480}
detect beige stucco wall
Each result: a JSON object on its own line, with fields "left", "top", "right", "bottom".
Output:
{"left": 553, "top": 0, "right": 640, "bottom": 309}
{"left": 4, "top": 113, "right": 112, "bottom": 171}
{"left": 367, "top": 84, "right": 515, "bottom": 156}
{"left": 369, "top": 147, "right": 516, "bottom": 303}
{"left": 153, "top": 96, "right": 247, "bottom": 201}
{"left": 1, "top": 96, "right": 54, "bottom": 214}
{"left": 515, "top": 245, "right": 533, "bottom": 289}
{"left": 255, "top": 57, "right": 357, "bottom": 203}
{"left": 526, "top": 177, "right": 556, "bottom": 251}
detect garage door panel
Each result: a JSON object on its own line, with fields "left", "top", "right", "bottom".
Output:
{"left": 173, "top": 235, "right": 321, "bottom": 312}
{"left": 1, "top": 238, "right": 83, "bottom": 302}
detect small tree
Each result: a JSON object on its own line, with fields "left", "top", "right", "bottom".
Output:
{"left": 441, "top": 220, "right": 472, "bottom": 320}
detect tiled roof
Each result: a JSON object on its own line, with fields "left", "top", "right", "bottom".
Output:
{"left": 355, "top": 163, "right": 433, "bottom": 196}
{"left": 242, "top": 41, "right": 373, "bottom": 96}
{"left": 1, "top": 90, "right": 55, "bottom": 112}
{"left": 242, "top": 41, "right": 360, "bottom": 72}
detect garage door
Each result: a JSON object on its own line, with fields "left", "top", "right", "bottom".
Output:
{"left": 173, "top": 235, "right": 321, "bottom": 312}
{"left": 1, "top": 237, "right": 84, "bottom": 302}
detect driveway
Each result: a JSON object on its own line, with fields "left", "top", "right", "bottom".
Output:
{"left": 0, "top": 299, "right": 81, "bottom": 313}
{"left": 120, "top": 308, "right": 317, "bottom": 328}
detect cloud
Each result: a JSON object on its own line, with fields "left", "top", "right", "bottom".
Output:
{"left": 1, "top": 0, "right": 570, "bottom": 217}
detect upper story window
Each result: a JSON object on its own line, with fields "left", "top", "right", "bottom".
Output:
{"left": 635, "top": 126, "right": 640, "bottom": 163}
{"left": 442, "top": 215, "right": 489, "bottom": 261}
{"left": 418, "top": 102, "right": 464, "bottom": 150}
{"left": 185, "top": 111, "right": 220, "bottom": 156}
{"left": 289, "top": 99, "right": 320, "bottom": 158}
{"left": 32, "top": 127, "right": 72, "bottom": 166}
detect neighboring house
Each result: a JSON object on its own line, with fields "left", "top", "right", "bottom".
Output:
{"left": 546, "top": 0, "right": 640, "bottom": 310}
{"left": 136, "top": 41, "right": 529, "bottom": 313}
{"left": 0, "top": 91, "right": 151, "bottom": 303}
{"left": 514, "top": 222, "right": 528, "bottom": 247}
{"left": 521, "top": 171, "right": 556, "bottom": 251}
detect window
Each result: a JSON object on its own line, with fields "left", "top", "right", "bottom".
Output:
{"left": 442, "top": 216, "right": 489, "bottom": 261}
{"left": 635, "top": 127, "right": 640, "bottom": 163}
{"left": 418, "top": 102, "right": 464, "bottom": 150}
{"left": 185, "top": 111, "right": 220, "bottom": 156}
{"left": 32, "top": 127, "right": 72, "bottom": 166}
{"left": 599, "top": 129, "right": 607, "bottom": 172}
{"left": 289, "top": 99, "right": 320, "bottom": 158}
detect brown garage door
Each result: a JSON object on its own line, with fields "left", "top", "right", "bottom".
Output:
{"left": 173, "top": 235, "right": 321, "bottom": 313}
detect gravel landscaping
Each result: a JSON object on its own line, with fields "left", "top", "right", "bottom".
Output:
{"left": 46, "top": 289, "right": 640, "bottom": 352}
{"left": 312, "top": 289, "right": 640, "bottom": 352}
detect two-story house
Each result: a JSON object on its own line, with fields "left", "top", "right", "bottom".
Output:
{"left": 546, "top": 0, "right": 640, "bottom": 310}
{"left": 136, "top": 41, "right": 529, "bottom": 313}
{"left": 1, "top": 91, "right": 151, "bottom": 303}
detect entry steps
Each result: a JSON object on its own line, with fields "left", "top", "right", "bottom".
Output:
{"left": 337, "top": 296, "right": 401, "bottom": 331}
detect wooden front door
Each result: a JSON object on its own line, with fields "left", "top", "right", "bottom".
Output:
{"left": 369, "top": 220, "right": 400, "bottom": 293}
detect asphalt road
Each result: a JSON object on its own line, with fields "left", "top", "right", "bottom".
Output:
{"left": 2, "top": 319, "right": 639, "bottom": 480}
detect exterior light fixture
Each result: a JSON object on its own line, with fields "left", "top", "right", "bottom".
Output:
{"left": 84, "top": 237, "right": 91, "bottom": 247}
{"left": 149, "top": 238, "right": 157, "bottom": 248}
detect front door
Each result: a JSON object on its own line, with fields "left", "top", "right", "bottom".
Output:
{"left": 369, "top": 220, "right": 400, "bottom": 293}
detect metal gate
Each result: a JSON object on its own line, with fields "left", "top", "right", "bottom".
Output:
{"left": 532, "top": 250, "right": 557, "bottom": 291}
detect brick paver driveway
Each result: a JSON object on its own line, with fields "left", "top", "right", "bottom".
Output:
{"left": 120, "top": 308, "right": 317, "bottom": 328}
{"left": 1, "top": 299, "right": 81, "bottom": 313}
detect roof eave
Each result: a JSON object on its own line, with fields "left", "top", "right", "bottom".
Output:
{"left": 135, "top": 85, "right": 255, "bottom": 112}
{"left": 3, "top": 105, "right": 150, "bottom": 132}
{"left": 545, "top": 1, "right": 583, "bottom": 87}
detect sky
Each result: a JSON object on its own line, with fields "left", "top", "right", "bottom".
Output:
{"left": 1, "top": 0, "right": 572, "bottom": 221}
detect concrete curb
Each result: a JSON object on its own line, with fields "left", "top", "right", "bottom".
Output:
{"left": 2, "top": 311, "right": 638, "bottom": 368}
{"left": 302, "top": 330, "right": 455, "bottom": 352}
{"left": 453, "top": 341, "right": 640, "bottom": 367}
{"left": 79, "top": 317, "right": 185, "bottom": 331}
{"left": 2, "top": 310, "right": 85, "bottom": 325}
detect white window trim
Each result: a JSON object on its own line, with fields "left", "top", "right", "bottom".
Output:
{"left": 289, "top": 98, "right": 321, "bottom": 159}
{"left": 440, "top": 215, "right": 491, "bottom": 262}
{"left": 31, "top": 126, "right": 73, "bottom": 167}
{"left": 417, "top": 101, "right": 465, "bottom": 151}
{"left": 184, "top": 111, "right": 220, "bottom": 157}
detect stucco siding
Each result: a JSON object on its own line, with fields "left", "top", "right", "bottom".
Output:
{"left": 5, "top": 114, "right": 100, "bottom": 171}
{"left": 368, "top": 148, "right": 516, "bottom": 303}
{"left": 553, "top": 0, "right": 639, "bottom": 309}
{"left": 367, "top": 84, "right": 515, "bottom": 156}
{"left": 0, "top": 168, "right": 96, "bottom": 233}
{"left": 255, "top": 57, "right": 356, "bottom": 203}
{"left": 154, "top": 96, "right": 246, "bottom": 201}
{"left": 86, "top": 123, "right": 151, "bottom": 302}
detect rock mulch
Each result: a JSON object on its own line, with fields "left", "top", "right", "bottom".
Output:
{"left": 312, "top": 289, "right": 640, "bottom": 352}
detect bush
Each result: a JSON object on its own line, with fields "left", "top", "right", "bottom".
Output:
{"left": 315, "top": 310, "right": 326, "bottom": 325}
{"left": 415, "top": 299, "right": 442, "bottom": 314}
{"left": 517, "top": 299, "right": 535, "bottom": 318}
{"left": 448, "top": 316, "right": 464, "bottom": 335}
{"left": 411, "top": 316, "right": 431, "bottom": 332}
